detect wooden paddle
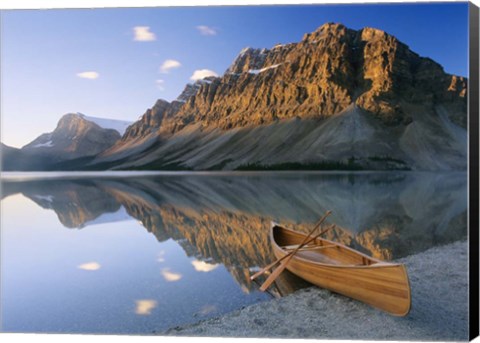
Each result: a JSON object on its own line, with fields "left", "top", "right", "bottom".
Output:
{"left": 250, "top": 223, "right": 334, "bottom": 281}
{"left": 259, "top": 223, "right": 335, "bottom": 291}
{"left": 250, "top": 210, "right": 332, "bottom": 282}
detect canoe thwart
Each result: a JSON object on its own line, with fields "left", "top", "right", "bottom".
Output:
{"left": 282, "top": 244, "right": 337, "bottom": 251}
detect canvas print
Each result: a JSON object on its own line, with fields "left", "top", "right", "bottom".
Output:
{"left": 0, "top": 1, "right": 478, "bottom": 341}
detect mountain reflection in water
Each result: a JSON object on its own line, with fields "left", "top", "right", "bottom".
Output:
{"left": 2, "top": 172, "right": 467, "bottom": 294}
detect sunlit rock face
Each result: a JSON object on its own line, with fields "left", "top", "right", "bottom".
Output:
{"left": 94, "top": 23, "right": 466, "bottom": 171}
{"left": 161, "top": 23, "right": 466, "bottom": 132}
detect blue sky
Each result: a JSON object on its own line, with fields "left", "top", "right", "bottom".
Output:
{"left": 1, "top": 2, "right": 469, "bottom": 148}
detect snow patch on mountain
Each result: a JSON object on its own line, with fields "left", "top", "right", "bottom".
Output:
{"left": 248, "top": 63, "right": 282, "bottom": 75}
{"left": 82, "top": 206, "right": 133, "bottom": 228}
{"left": 33, "top": 194, "right": 54, "bottom": 202}
{"left": 33, "top": 140, "right": 54, "bottom": 148}
{"left": 78, "top": 113, "right": 132, "bottom": 135}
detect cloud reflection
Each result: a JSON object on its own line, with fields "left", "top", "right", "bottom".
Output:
{"left": 199, "top": 304, "right": 217, "bottom": 315}
{"left": 135, "top": 299, "right": 157, "bottom": 315}
{"left": 77, "top": 262, "right": 101, "bottom": 271}
{"left": 157, "top": 250, "right": 166, "bottom": 263}
{"left": 191, "top": 260, "right": 219, "bottom": 272}
{"left": 161, "top": 268, "right": 182, "bottom": 282}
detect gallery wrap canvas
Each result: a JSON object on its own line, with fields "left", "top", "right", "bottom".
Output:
{"left": 0, "top": 0, "right": 478, "bottom": 341}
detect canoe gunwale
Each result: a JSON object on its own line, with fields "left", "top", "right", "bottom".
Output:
{"left": 269, "top": 221, "right": 402, "bottom": 269}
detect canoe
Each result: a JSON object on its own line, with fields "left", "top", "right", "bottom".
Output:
{"left": 270, "top": 222, "right": 411, "bottom": 316}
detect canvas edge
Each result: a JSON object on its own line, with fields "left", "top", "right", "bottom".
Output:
{"left": 469, "top": 1, "right": 480, "bottom": 341}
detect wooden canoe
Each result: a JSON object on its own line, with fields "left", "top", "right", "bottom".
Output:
{"left": 270, "top": 222, "right": 411, "bottom": 316}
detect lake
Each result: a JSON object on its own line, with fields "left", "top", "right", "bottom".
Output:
{"left": 0, "top": 171, "right": 467, "bottom": 334}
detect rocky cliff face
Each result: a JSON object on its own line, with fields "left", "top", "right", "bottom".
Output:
{"left": 94, "top": 22, "right": 467, "bottom": 171}
{"left": 115, "top": 79, "right": 214, "bottom": 144}
{"left": 172, "top": 23, "right": 466, "bottom": 130}
{"left": 142, "top": 23, "right": 466, "bottom": 132}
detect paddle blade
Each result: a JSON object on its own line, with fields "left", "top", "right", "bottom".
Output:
{"left": 250, "top": 260, "right": 279, "bottom": 281}
{"left": 250, "top": 254, "right": 290, "bottom": 280}
{"left": 259, "top": 256, "right": 291, "bottom": 292}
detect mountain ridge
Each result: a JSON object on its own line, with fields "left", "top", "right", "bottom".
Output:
{"left": 1, "top": 22, "right": 468, "bottom": 171}
{"left": 88, "top": 22, "right": 467, "bottom": 171}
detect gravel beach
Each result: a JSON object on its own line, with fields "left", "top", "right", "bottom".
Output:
{"left": 163, "top": 240, "right": 469, "bottom": 341}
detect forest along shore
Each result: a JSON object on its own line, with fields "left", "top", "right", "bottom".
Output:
{"left": 163, "top": 240, "right": 468, "bottom": 341}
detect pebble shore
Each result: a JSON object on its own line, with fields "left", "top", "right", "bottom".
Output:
{"left": 163, "top": 240, "right": 469, "bottom": 341}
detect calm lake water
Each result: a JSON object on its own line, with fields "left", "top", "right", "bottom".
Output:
{"left": 0, "top": 171, "right": 467, "bottom": 334}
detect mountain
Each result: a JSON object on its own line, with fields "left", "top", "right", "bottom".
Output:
{"left": 2, "top": 113, "right": 132, "bottom": 170}
{"left": 98, "top": 79, "right": 215, "bottom": 164}
{"left": 88, "top": 22, "right": 467, "bottom": 171}
{"left": 1, "top": 143, "right": 48, "bottom": 171}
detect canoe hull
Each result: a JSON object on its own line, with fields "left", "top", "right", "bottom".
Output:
{"left": 271, "top": 224, "right": 411, "bottom": 316}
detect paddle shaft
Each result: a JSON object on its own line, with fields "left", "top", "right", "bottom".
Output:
{"left": 258, "top": 224, "right": 335, "bottom": 291}
{"left": 250, "top": 211, "right": 332, "bottom": 281}
{"left": 250, "top": 223, "right": 334, "bottom": 281}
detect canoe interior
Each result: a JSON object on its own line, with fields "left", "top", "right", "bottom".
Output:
{"left": 273, "top": 225, "right": 380, "bottom": 266}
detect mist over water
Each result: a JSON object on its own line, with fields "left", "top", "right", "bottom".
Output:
{"left": 0, "top": 171, "right": 467, "bottom": 334}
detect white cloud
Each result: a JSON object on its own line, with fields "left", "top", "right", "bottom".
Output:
{"left": 156, "top": 79, "right": 165, "bottom": 91}
{"left": 78, "top": 262, "right": 101, "bottom": 271}
{"left": 133, "top": 26, "right": 156, "bottom": 41}
{"left": 159, "top": 59, "right": 181, "bottom": 73}
{"left": 161, "top": 268, "right": 182, "bottom": 282}
{"left": 77, "top": 71, "right": 99, "bottom": 80}
{"left": 190, "top": 69, "right": 218, "bottom": 81}
{"left": 191, "top": 260, "right": 219, "bottom": 272}
{"left": 196, "top": 25, "right": 217, "bottom": 36}
{"left": 135, "top": 299, "right": 157, "bottom": 315}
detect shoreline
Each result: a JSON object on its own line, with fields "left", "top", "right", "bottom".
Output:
{"left": 163, "top": 240, "right": 469, "bottom": 341}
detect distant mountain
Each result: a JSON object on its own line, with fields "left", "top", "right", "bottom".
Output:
{"left": 1, "top": 143, "right": 48, "bottom": 171}
{"left": 2, "top": 113, "right": 132, "bottom": 170}
{"left": 89, "top": 23, "right": 467, "bottom": 171}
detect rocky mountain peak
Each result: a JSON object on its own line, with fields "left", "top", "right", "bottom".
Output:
{"left": 55, "top": 112, "right": 88, "bottom": 132}
{"left": 176, "top": 83, "right": 201, "bottom": 103}
{"left": 152, "top": 99, "right": 171, "bottom": 112}
{"left": 138, "top": 22, "right": 464, "bottom": 134}
{"left": 359, "top": 26, "right": 389, "bottom": 41}
{"left": 303, "top": 22, "right": 349, "bottom": 41}
{"left": 121, "top": 100, "right": 171, "bottom": 141}
{"left": 225, "top": 47, "right": 270, "bottom": 74}
{"left": 21, "top": 112, "right": 123, "bottom": 164}
{"left": 176, "top": 77, "right": 218, "bottom": 103}
{"left": 92, "top": 22, "right": 467, "bottom": 172}
{"left": 119, "top": 76, "right": 224, "bottom": 143}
